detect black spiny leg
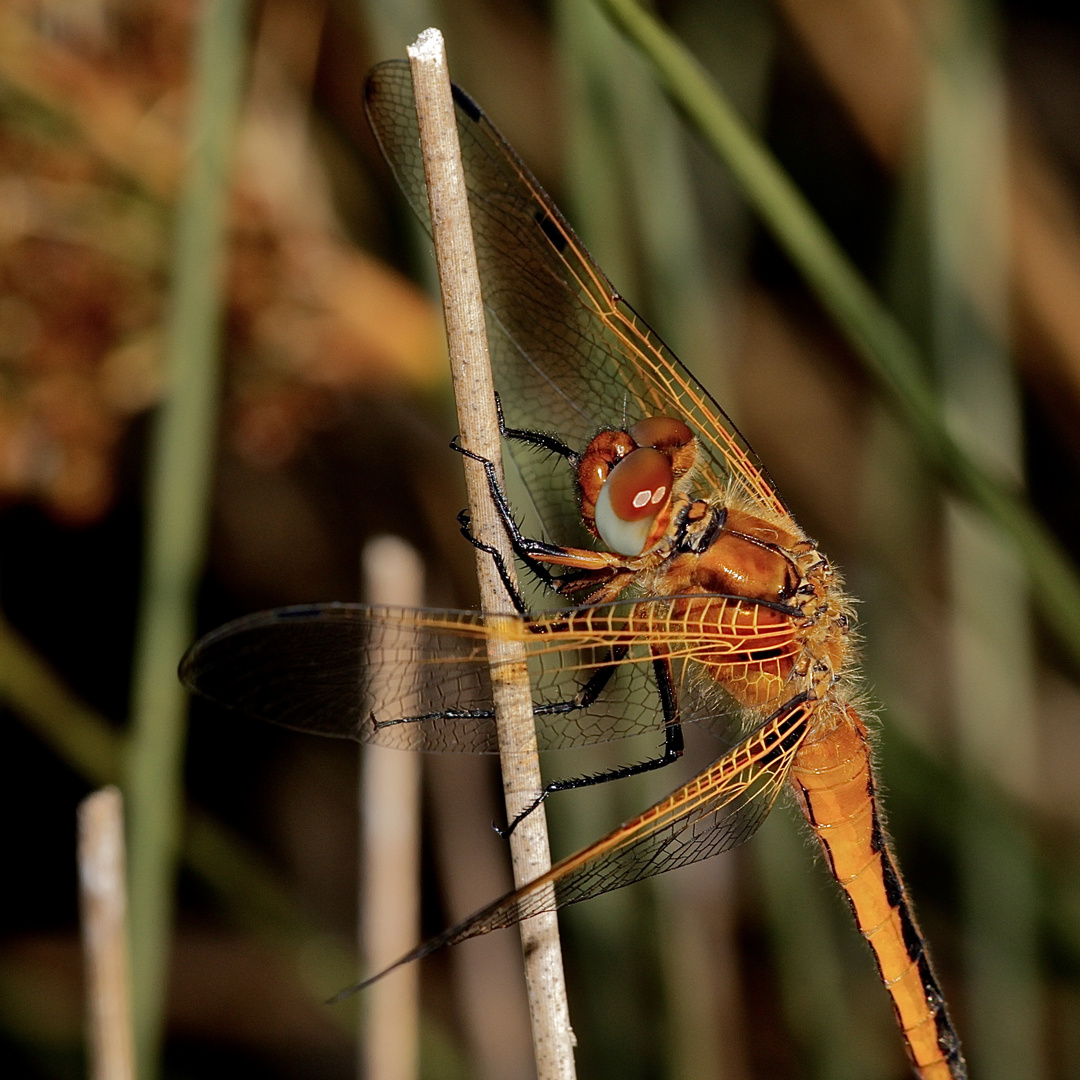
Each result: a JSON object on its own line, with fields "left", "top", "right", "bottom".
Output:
{"left": 371, "top": 642, "right": 628, "bottom": 739}
{"left": 494, "top": 392, "right": 581, "bottom": 467}
{"left": 497, "top": 655, "right": 685, "bottom": 838}
{"left": 455, "top": 509, "right": 531, "bottom": 614}
{"left": 452, "top": 437, "right": 591, "bottom": 580}
{"left": 457, "top": 507, "right": 602, "bottom": 605}
{"left": 454, "top": 396, "right": 606, "bottom": 603}
{"left": 529, "top": 640, "right": 627, "bottom": 714}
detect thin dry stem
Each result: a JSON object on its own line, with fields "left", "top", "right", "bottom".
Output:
{"left": 359, "top": 537, "right": 425, "bottom": 1080}
{"left": 78, "top": 787, "right": 136, "bottom": 1080}
{"left": 406, "top": 27, "right": 577, "bottom": 1080}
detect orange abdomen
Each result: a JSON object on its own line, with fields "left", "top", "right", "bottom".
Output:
{"left": 789, "top": 709, "right": 966, "bottom": 1080}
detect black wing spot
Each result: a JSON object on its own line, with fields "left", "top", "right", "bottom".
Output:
{"left": 535, "top": 210, "right": 568, "bottom": 253}
{"left": 277, "top": 605, "right": 333, "bottom": 620}
{"left": 759, "top": 723, "right": 808, "bottom": 767}
{"left": 451, "top": 84, "right": 483, "bottom": 122}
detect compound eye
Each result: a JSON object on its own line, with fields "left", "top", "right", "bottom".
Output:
{"left": 594, "top": 447, "right": 673, "bottom": 556}
{"left": 628, "top": 415, "right": 693, "bottom": 451}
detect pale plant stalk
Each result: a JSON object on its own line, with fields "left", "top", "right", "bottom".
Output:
{"left": 359, "top": 537, "right": 425, "bottom": 1080}
{"left": 79, "top": 787, "right": 136, "bottom": 1080}
{"left": 0, "top": 612, "right": 363, "bottom": 1006}
{"left": 406, "top": 28, "right": 577, "bottom": 1080}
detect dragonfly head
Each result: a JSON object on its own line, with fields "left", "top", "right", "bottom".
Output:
{"left": 579, "top": 416, "right": 696, "bottom": 557}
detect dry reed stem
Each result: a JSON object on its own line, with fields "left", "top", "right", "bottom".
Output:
{"left": 359, "top": 537, "right": 425, "bottom": 1080}
{"left": 406, "top": 27, "right": 577, "bottom": 1080}
{"left": 78, "top": 787, "right": 136, "bottom": 1080}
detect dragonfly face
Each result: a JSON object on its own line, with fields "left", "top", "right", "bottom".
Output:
{"left": 577, "top": 414, "right": 693, "bottom": 555}
{"left": 181, "top": 61, "right": 966, "bottom": 1080}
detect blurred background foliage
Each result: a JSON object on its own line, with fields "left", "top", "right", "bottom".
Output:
{"left": 1, "top": 0, "right": 1080, "bottom": 1078}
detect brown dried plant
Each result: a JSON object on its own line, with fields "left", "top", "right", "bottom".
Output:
{"left": 0, "top": 0, "right": 443, "bottom": 523}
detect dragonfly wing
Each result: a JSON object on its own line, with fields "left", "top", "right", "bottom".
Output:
{"left": 508, "top": 593, "right": 803, "bottom": 751}
{"left": 181, "top": 601, "right": 706, "bottom": 751}
{"left": 181, "top": 595, "right": 801, "bottom": 753}
{"left": 347, "top": 692, "right": 814, "bottom": 995}
{"left": 181, "top": 603, "right": 500, "bottom": 750}
{"left": 364, "top": 62, "right": 792, "bottom": 546}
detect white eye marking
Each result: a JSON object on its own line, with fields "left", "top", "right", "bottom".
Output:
{"left": 595, "top": 483, "right": 653, "bottom": 556}
{"left": 650, "top": 486, "right": 667, "bottom": 505}
{"left": 632, "top": 490, "right": 653, "bottom": 509}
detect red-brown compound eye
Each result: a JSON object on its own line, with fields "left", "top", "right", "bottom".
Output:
{"left": 594, "top": 447, "right": 673, "bottom": 556}
{"left": 628, "top": 415, "right": 693, "bottom": 451}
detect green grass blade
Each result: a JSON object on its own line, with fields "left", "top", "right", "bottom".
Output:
{"left": 925, "top": 2, "right": 1043, "bottom": 1073}
{"left": 123, "top": 3, "right": 250, "bottom": 1077}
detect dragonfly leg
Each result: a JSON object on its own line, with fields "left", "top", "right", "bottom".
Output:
{"left": 494, "top": 391, "right": 581, "bottom": 465}
{"left": 452, "top": 438, "right": 625, "bottom": 590}
{"left": 452, "top": 437, "right": 570, "bottom": 560}
{"left": 373, "top": 643, "right": 626, "bottom": 739}
{"left": 455, "top": 508, "right": 532, "bottom": 613}
{"left": 371, "top": 705, "right": 494, "bottom": 735}
{"left": 455, "top": 505, "right": 616, "bottom": 613}
{"left": 457, "top": 504, "right": 613, "bottom": 595}
{"left": 530, "top": 642, "right": 628, "bottom": 711}
{"left": 497, "top": 656, "right": 685, "bottom": 838}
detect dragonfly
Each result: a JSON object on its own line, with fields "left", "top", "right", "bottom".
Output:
{"left": 181, "top": 61, "right": 966, "bottom": 1080}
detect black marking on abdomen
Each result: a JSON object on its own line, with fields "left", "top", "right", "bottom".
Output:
{"left": 919, "top": 950, "right": 968, "bottom": 1077}
{"left": 896, "top": 883, "right": 927, "bottom": 963}
{"left": 867, "top": 780, "right": 924, "bottom": 963}
{"left": 866, "top": 775, "right": 967, "bottom": 1077}
{"left": 798, "top": 778, "right": 819, "bottom": 826}
{"left": 869, "top": 780, "right": 906, "bottom": 909}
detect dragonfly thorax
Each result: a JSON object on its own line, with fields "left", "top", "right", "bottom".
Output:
{"left": 688, "top": 508, "right": 803, "bottom": 604}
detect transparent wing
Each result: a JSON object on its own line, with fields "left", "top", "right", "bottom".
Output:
{"left": 364, "top": 61, "right": 793, "bottom": 549}
{"left": 344, "top": 692, "right": 814, "bottom": 996}
{"left": 180, "top": 597, "right": 802, "bottom": 752}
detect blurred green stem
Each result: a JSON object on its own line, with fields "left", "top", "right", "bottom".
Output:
{"left": 754, "top": 812, "right": 882, "bottom": 1080}
{"left": 0, "top": 614, "right": 122, "bottom": 786}
{"left": 592, "top": 0, "right": 1080, "bottom": 671}
{"left": 925, "top": 1, "right": 1043, "bottom": 1073}
{"left": 124, "top": 2, "right": 249, "bottom": 1078}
